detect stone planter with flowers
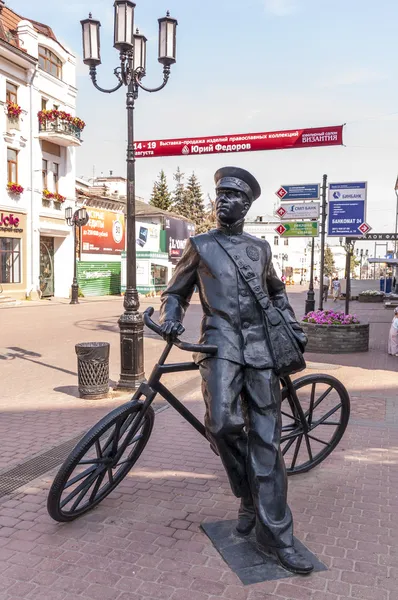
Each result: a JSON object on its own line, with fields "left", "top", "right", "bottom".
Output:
{"left": 358, "top": 290, "right": 384, "bottom": 303}
{"left": 301, "top": 310, "right": 369, "bottom": 354}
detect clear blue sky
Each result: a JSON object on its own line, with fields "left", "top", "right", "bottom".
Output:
{"left": 11, "top": 0, "right": 398, "bottom": 231}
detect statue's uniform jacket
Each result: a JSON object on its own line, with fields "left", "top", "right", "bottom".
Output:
{"left": 161, "top": 226, "right": 298, "bottom": 549}
{"left": 160, "top": 228, "right": 299, "bottom": 366}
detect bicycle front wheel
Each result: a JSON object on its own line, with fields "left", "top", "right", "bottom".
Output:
{"left": 47, "top": 401, "right": 154, "bottom": 522}
{"left": 281, "top": 374, "right": 350, "bottom": 475}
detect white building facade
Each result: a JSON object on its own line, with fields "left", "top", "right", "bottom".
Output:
{"left": 244, "top": 215, "right": 318, "bottom": 283}
{"left": 0, "top": 4, "right": 81, "bottom": 300}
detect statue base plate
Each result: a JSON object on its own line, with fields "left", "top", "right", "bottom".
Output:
{"left": 201, "top": 520, "right": 327, "bottom": 585}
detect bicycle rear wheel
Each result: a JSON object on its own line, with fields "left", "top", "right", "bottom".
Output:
{"left": 281, "top": 374, "right": 350, "bottom": 475}
{"left": 47, "top": 401, "right": 154, "bottom": 522}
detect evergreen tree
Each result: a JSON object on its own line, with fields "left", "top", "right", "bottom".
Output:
{"left": 324, "top": 245, "right": 336, "bottom": 276}
{"left": 149, "top": 170, "right": 172, "bottom": 210}
{"left": 196, "top": 194, "right": 217, "bottom": 234}
{"left": 171, "top": 167, "right": 186, "bottom": 215}
{"left": 185, "top": 172, "right": 205, "bottom": 225}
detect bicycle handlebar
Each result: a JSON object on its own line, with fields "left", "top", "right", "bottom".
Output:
{"left": 143, "top": 308, "right": 217, "bottom": 355}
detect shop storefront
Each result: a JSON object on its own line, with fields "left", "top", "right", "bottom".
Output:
{"left": 38, "top": 217, "right": 74, "bottom": 298}
{"left": 121, "top": 251, "right": 171, "bottom": 295}
{"left": 0, "top": 210, "right": 27, "bottom": 299}
{"left": 78, "top": 208, "right": 125, "bottom": 296}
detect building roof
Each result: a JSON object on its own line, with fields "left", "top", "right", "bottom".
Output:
{"left": 76, "top": 188, "right": 194, "bottom": 224}
{"left": 0, "top": 3, "right": 60, "bottom": 54}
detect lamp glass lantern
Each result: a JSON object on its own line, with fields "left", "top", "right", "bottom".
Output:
{"left": 158, "top": 12, "right": 178, "bottom": 65}
{"left": 78, "top": 207, "right": 88, "bottom": 222}
{"left": 114, "top": 0, "right": 136, "bottom": 52}
{"left": 65, "top": 206, "right": 73, "bottom": 224}
{"left": 81, "top": 14, "right": 101, "bottom": 66}
{"left": 133, "top": 29, "right": 147, "bottom": 72}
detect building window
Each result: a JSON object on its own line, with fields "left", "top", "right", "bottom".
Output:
{"left": 274, "top": 236, "right": 279, "bottom": 246}
{"left": 41, "top": 97, "right": 48, "bottom": 110}
{"left": 7, "top": 148, "right": 18, "bottom": 183}
{"left": 151, "top": 264, "right": 168, "bottom": 286}
{"left": 6, "top": 81, "right": 18, "bottom": 104}
{"left": 42, "top": 159, "right": 48, "bottom": 189}
{"left": 53, "top": 163, "right": 59, "bottom": 192}
{"left": 38, "top": 46, "right": 62, "bottom": 79}
{"left": 284, "top": 239, "right": 289, "bottom": 246}
{"left": 261, "top": 236, "right": 266, "bottom": 240}
{"left": 0, "top": 238, "right": 21, "bottom": 283}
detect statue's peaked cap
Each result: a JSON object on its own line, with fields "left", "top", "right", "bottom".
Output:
{"left": 214, "top": 167, "right": 261, "bottom": 202}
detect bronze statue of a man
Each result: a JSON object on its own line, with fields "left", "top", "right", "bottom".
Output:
{"left": 160, "top": 167, "right": 313, "bottom": 575}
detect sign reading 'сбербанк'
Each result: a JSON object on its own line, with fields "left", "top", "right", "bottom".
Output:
{"left": 134, "top": 126, "right": 344, "bottom": 158}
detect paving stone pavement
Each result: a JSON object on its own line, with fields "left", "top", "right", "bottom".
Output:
{"left": 0, "top": 388, "right": 397, "bottom": 600}
{"left": 0, "top": 289, "right": 397, "bottom": 599}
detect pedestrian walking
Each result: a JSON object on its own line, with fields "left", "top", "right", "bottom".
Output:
{"left": 388, "top": 307, "right": 398, "bottom": 356}
{"left": 323, "top": 274, "right": 330, "bottom": 302}
{"left": 332, "top": 277, "right": 341, "bottom": 302}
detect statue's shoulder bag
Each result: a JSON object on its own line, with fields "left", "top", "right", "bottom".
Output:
{"left": 211, "top": 232, "right": 306, "bottom": 376}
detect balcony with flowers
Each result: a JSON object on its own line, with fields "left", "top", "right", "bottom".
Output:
{"left": 42, "top": 189, "right": 66, "bottom": 210}
{"left": 38, "top": 109, "right": 85, "bottom": 147}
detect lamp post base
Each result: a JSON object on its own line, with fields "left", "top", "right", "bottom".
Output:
{"left": 305, "top": 289, "right": 315, "bottom": 315}
{"left": 117, "top": 290, "right": 145, "bottom": 390}
{"left": 70, "top": 282, "right": 79, "bottom": 305}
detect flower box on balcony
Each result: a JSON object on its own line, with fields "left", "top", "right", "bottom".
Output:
{"left": 7, "top": 182, "right": 23, "bottom": 195}
{"left": 42, "top": 190, "right": 66, "bottom": 205}
{"left": 38, "top": 109, "right": 85, "bottom": 147}
{"left": 7, "top": 101, "right": 22, "bottom": 119}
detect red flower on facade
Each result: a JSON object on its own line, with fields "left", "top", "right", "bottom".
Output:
{"left": 43, "top": 189, "right": 66, "bottom": 203}
{"left": 7, "top": 182, "right": 24, "bottom": 194}
{"left": 7, "top": 101, "right": 22, "bottom": 118}
{"left": 38, "top": 109, "right": 86, "bottom": 131}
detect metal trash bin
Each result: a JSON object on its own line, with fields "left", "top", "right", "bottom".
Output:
{"left": 75, "top": 342, "right": 110, "bottom": 399}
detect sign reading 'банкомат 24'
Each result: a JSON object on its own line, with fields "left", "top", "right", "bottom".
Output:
{"left": 328, "top": 182, "right": 367, "bottom": 237}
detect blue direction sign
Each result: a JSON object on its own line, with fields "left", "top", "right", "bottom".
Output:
{"left": 276, "top": 184, "right": 320, "bottom": 201}
{"left": 328, "top": 182, "right": 367, "bottom": 237}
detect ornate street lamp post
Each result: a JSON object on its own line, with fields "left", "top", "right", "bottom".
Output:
{"left": 80, "top": 3, "right": 178, "bottom": 389}
{"left": 65, "top": 207, "right": 89, "bottom": 304}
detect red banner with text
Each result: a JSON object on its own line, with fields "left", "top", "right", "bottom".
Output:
{"left": 134, "top": 125, "right": 343, "bottom": 159}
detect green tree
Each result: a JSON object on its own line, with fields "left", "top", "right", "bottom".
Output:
{"left": 171, "top": 167, "right": 185, "bottom": 214}
{"left": 149, "top": 170, "right": 172, "bottom": 210}
{"left": 195, "top": 194, "right": 217, "bottom": 234}
{"left": 173, "top": 171, "right": 206, "bottom": 226}
{"left": 350, "top": 253, "right": 360, "bottom": 277}
{"left": 324, "top": 245, "right": 335, "bottom": 276}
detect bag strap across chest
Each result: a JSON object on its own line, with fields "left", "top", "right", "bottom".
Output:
{"left": 210, "top": 232, "right": 281, "bottom": 326}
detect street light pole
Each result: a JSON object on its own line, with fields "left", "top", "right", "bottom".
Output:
{"left": 80, "top": 4, "right": 178, "bottom": 389}
{"left": 318, "top": 174, "right": 328, "bottom": 310}
{"left": 65, "top": 207, "right": 89, "bottom": 304}
{"left": 305, "top": 238, "right": 315, "bottom": 314}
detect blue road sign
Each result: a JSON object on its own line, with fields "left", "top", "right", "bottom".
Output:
{"left": 327, "top": 182, "right": 367, "bottom": 237}
{"left": 276, "top": 184, "right": 320, "bottom": 201}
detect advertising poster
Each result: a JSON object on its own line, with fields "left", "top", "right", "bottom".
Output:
{"left": 82, "top": 209, "right": 125, "bottom": 255}
{"left": 165, "top": 218, "right": 195, "bottom": 264}
{"left": 134, "top": 125, "right": 344, "bottom": 159}
{"left": 136, "top": 221, "right": 160, "bottom": 252}
{"left": 328, "top": 182, "right": 367, "bottom": 237}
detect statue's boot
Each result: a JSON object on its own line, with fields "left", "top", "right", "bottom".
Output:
{"left": 264, "top": 545, "right": 314, "bottom": 575}
{"left": 236, "top": 496, "right": 256, "bottom": 535}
